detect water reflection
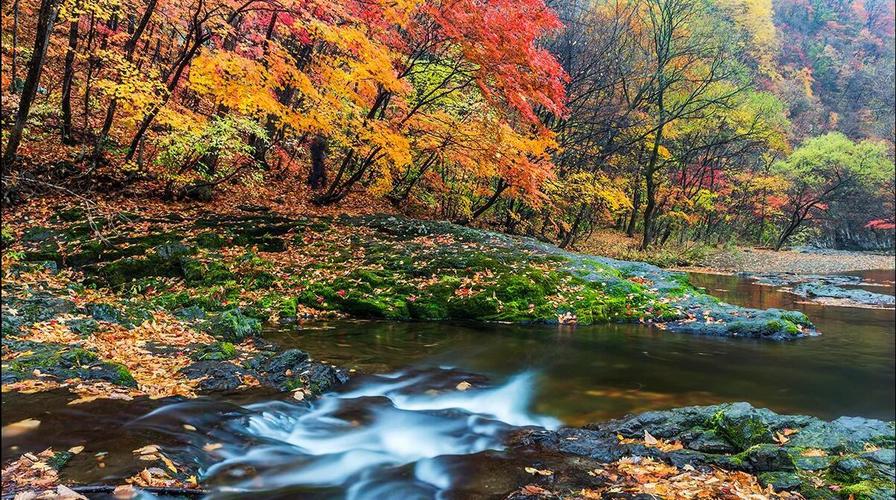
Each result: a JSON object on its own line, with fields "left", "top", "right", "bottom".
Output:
{"left": 273, "top": 271, "right": 895, "bottom": 424}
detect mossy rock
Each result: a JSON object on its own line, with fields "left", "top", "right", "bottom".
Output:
{"left": 4, "top": 345, "right": 136, "bottom": 387}
{"left": 710, "top": 409, "right": 775, "bottom": 451}
{"left": 181, "top": 258, "right": 235, "bottom": 285}
{"left": 204, "top": 309, "right": 261, "bottom": 342}
{"left": 838, "top": 480, "right": 896, "bottom": 500}
{"left": 96, "top": 254, "right": 183, "bottom": 287}
{"left": 22, "top": 226, "right": 56, "bottom": 243}
{"left": 758, "top": 471, "right": 802, "bottom": 492}
{"left": 193, "top": 231, "right": 228, "bottom": 249}
{"left": 191, "top": 341, "right": 237, "bottom": 361}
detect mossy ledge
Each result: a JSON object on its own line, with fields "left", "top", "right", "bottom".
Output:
{"left": 6, "top": 210, "right": 818, "bottom": 340}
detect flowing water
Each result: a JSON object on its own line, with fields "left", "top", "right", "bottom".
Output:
{"left": 3, "top": 271, "right": 894, "bottom": 498}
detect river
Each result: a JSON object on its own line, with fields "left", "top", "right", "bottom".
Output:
{"left": 2, "top": 270, "right": 893, "bottom": 498}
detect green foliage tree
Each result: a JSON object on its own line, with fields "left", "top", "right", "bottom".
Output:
{"left": 772, "top": 132, "right": 894, "bottom": 249}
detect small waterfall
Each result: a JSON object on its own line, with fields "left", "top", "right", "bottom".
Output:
{"left": 201, "top": 369, "right": 559, "bottom": 498}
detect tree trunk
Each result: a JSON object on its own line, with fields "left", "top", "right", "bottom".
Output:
{"left": 460, "top": 180, "right": 508, "bottom": 224}
{"left": 3, "top": 0, "right": 61, "bottom": 170}
{"left": 626, "top": 182, "right": 640, "bottom": 237}
{"left": 9, "top": 0, "right": 19, "bottom": 93}
{"left": 307, "top": 135, "right": 328, "bottom": 189}
{"left": 60, "top": 18, "right": 80, "bottom": 144}
{"left": 95, "top": 0, "right": 158, "bottom": 154}
{"left": 123, "top": 25, "right": 204, "bottom": 164}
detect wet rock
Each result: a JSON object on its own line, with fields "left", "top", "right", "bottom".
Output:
{"left": 688, "top": 430, "right": 737, "bottom": 453}
{"left": 13, "top": 292, "right": 76, "bottom": 323}
{"left": 864, "top": 448, "right": 896, "bottom": 466}
{"left": 154, "top": 242, "right": 192, "bottom": 260}
{"left": 88, "top": 303, "right": 125, "bottom": 323}
{"left": 793, "top": 455, "right": 834, "bottom": 471}
{"left": 180, "top": 361, "right": 249, "bottom": 392}
{"left": 744, "top": 444, "right": 795, "bottom": 472}
{"left": 758, "top": 471, "right": 802, "bottom": 491}
{"left": 248, "top": 349, "right": 348, "bottom": 394}
{"left": 67, "top": 318, "right": 99, "bottom": 336}
{"left": 513, "top": 402, "right": 895, "bottom": 499}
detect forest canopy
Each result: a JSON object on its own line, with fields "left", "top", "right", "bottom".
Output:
{"left": 1, "top": 0, "right": 894, "bottom": 250}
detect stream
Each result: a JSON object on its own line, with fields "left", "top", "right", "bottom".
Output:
{"left": 2, "top": 270, "right": 894, "bottom": 498}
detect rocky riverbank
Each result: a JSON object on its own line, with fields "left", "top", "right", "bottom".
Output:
{"left": 695, "top": 247, "right": 895, "bottom": 275}
{"left": 740, "top": 273, "right": 895, "bottom": 308}
{"left": 508, "top": 402, "right": 895, "bottom": 499}
{"left": 1, "top": 205, "right": 825, "bottom": 403}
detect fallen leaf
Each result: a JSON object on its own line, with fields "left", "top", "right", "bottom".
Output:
{"left": 525, "top": 466, "right": 554, "bottom": 476}
{"left": 2, "top": 418, "right": 41, "bottom": 438}
{"left": 203, "top": 443, "right": 223, "bottom": 452}
{"left": 56, "top": 485, "right": 87, "bottom": 499}
{"left": 801, "top": 448, "right": 827, "bottom": 457}
{"left": 133, "top": 445, "right": 160, "bottom": 455}
{"left": 112, "top": 484, "right": 137, "bottom": 499}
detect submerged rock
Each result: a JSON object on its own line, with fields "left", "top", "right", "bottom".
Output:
{"left": 792, "top": 283, "right": 895, "bottom": 307}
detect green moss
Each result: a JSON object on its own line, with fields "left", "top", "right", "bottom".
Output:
{"left": 181, "top": 258, "right": 235, "bottom": 285}
{"left": 194, "top": 231, "right": 227, "bottom": 249}
{"left": 110, "top": 362, "right": 137, "bottom": 386}
{"left": 1, "top": 226, "right": 15, "bottom": 248}
{"left": 708, "top": 410, "right": 773, "bottom": 451}
{"left": 781, "top": 311, "right": 813, "bottom": 328}
{"left": 48, "top": 451, "right": 74, "bottom": 470}
{"left": 782, "top": 320, "right": 801, "bottom": 336}
{"left": 279, "top": 297, "right": 298, "bottom": 318}
{"left": 192, "top": 341, "right": 237, "bottom": 361}
{"left": 838, "top": 480, "right": 895, "bottom": 499}
{"left": 98, "top": 254, "right": 183, "bottom": 287}
{"left": 284, "top": 377, "right": 304, "bottom": 391}
{"left": 205, "top": 309, "right": 261, "bottom": 342}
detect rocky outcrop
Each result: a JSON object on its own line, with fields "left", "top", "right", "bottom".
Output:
{"left": 513, "top": 402, "right": 895, "bottom": 499}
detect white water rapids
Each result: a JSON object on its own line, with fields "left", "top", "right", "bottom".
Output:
{"left": 199, "top": 369, "right": 559, "bottom": 498}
